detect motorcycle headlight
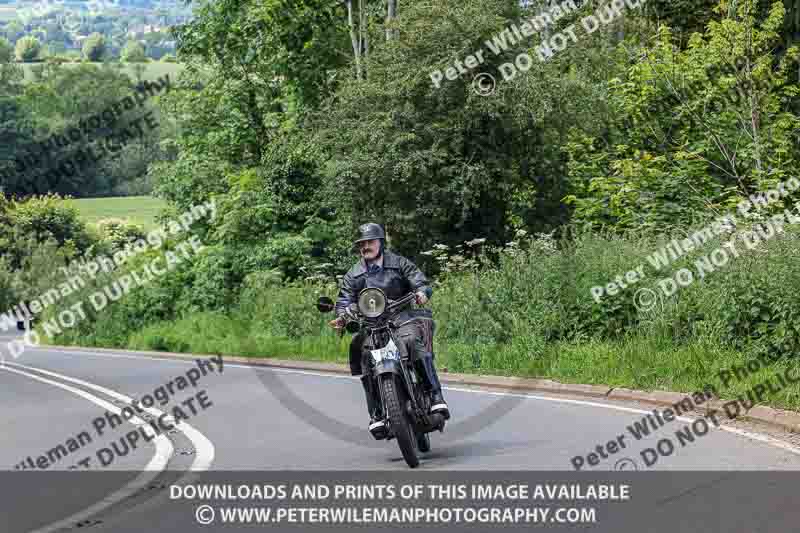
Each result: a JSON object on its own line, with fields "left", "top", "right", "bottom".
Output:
{"left": 358, "top": 288, "right": 386, "bottom": 318}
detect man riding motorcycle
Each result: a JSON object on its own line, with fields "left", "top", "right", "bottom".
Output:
{"left": 328, "top": 223, "right": 450, "bottom": 436}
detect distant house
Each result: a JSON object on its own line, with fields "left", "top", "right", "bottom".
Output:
{"left": 126, "top": 24, "right": 162, "bottom": 38}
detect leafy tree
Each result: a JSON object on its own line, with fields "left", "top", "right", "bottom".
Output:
{"left": 3, "top": 21, "right": 24, "bottom": 42}
{"left": 0, "top": 37, "right": 12, "bottom": 63}
{"left": 172, "top": 0, "right": 352, "bottom": 110}
{"left": 15, "top": 36, "right": 42, "bottom": 62}
{"left": 121, "top": 40, "right": 147, "bottom": 62}
{"left": 82, "top": 33, "right": 107, "bottom": 61}
{"left": 564, "top": 1, "right": 800, "bottom": 232}
{"left": 4, "top": 63, "right": 163, "bottom": 197}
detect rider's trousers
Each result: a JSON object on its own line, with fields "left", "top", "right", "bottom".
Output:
{"left": 349, "top": 309, "right": 442, "bottom": 393}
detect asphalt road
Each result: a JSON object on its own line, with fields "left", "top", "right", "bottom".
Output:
{"left": 4, "top": 336, "right": 800, "bottom": 532}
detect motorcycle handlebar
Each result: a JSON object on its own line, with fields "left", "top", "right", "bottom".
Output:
{"left": 386, "top": 292, "right": 417, "bottom": 312}
{"left": 341, "top": 292, "right": 416, "bottom": 324}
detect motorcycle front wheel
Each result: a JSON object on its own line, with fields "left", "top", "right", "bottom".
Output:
{"left": 382, "top": 374, "right": 419, "bottom": 468}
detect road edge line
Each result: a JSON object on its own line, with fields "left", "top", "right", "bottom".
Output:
{"left": 36, "top": 343, "right": 800, "bottom": 436}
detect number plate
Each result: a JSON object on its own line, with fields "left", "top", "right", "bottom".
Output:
{"left": 371, "top": 339, "right": 399, "bottom": 363}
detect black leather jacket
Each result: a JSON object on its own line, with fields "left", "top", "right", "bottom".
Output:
{"left": 335, "top": 250, "right": 433, "bottom": 318}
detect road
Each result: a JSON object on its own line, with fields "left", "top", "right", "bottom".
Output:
{"left": 4, "top": 336, "right": 800, "bottom": 532}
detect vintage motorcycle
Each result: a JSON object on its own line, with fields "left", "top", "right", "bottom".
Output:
{"left": 317, "top": 288, "right": 446, "bottom": 468}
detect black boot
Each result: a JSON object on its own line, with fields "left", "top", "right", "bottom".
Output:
{"left": 430, "top": 389, "right": 450, "bottom": 420}
{"left": 419, "top": 353, "right": 450, "bottom": 420}
{"left": 361, "top": 375, "right": 386, "bottom": 439}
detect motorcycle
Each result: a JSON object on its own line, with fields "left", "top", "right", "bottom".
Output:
{"left": 317, "top": 288, "right": 446, "bottom": 468}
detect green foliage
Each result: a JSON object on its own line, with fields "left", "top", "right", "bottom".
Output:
{"left": 5, "top": 62, "right": 166, "bottom": 197}
{"left": 95, "top": 218, "right": 147, "bottom": 254}
{"left": 315, "top": 0, "right": 534, "bottom": 259}
{"left": 23, "top": 0, "right": 800, "bottom": 418}
{"left": 0, "top": 37, "right": 11, "bottom": 63}
{"left": 565, "top": 3, "right": 800, "bottom": 233}
{"left": 121, "top": 40, "right": 147, "bottom": 63}
{"left": 0, "top": 255, "right": 16, "bottom": 312}
{"left": 6, "top": 194, "right": 95, "bottom": 260}
{"left": 644, "top": 0, "right": 720, "bottom": 41}
{"left": 81, "top": 33, "right": 106, "bottom": 62}
{"left": 14, "top": 36, "right": 41, "bottom": 62}
{"left": 9, "top": 235, "right": 73, "bottom": 305}
{"left": 173, "top": 0, "right": 350, "bottom": 108}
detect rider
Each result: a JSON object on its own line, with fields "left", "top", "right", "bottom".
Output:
{"left": 329, "top": 223, "right": 450, "bottom": 435}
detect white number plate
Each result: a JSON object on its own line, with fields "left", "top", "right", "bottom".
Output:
{"left": 371, "top": 339, "right": 399, "bottom": 363}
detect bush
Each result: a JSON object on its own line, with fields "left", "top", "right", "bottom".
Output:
{"left": 0, "top": 37, "right": 12, "bottom": 63}
{"left": 121, "top": 41, "right": 147, "bottom": 63}
{"left": 5, "top": 194, "right": 96, "bottom": 266}
{"left": 95, "top": 218, "right": 147, "bottom": 254}
{"left": 14, "top": 36, "right": 41, "bottom": 62}
{"left": 82, "top": 33, "right": 106, "bottom": 62}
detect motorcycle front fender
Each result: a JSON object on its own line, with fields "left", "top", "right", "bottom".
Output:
{"left": 372, "top": 358, "right": 402, "bottom": 376}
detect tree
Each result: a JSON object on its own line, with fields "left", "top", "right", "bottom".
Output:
{"left": 564, "top": 2, "right": 800, "bottom": 232}
{"left": 3, "top": 21, "right": 23, "bottom": 42}
{"left": 14, "top": 36, "right": 41, "bottom": 62}
{"left": 82, "top": 33, "right": 107, "bottom": 61}
{"left": 121, "top": 40, "right": 147, "bottom": 62}
{"left": 0, "top": 37, "right": 12, "bottom": 63}
{"left": 131, "top": 62, "right": 147, "bottom": 81}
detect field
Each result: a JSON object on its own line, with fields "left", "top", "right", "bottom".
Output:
{"left": 0, "top": 6, "right": 17, "bottom": 21}
{"left": 69, "top": 195, "right": 167, "bottom": 230}
{"left": 20, "top": 62, "right": 185, "bottom": 83}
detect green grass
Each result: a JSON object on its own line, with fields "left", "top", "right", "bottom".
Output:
{"left": 117, "top": 315, "right": 800, "bottom": 412}
{"left": 48, "top": 225, "right": 800, "bottom": 413}
{"left": 69, "top": 195, "right": 167, "bottom": 230}
{"left": 20, "top": 62, "right": 185, "bottom": 84}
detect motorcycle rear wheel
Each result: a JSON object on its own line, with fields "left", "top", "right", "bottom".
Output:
{"left": 382, "top": 375, "right": 419, "bottom": 468}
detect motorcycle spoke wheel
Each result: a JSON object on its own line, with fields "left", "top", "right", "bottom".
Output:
{"left": 382, "top": 375, "right": 419, "bottom": 468}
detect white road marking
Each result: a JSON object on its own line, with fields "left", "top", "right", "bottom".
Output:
{"left": 0, "top": 365, "right": 173, "bottom": 533}
{"left": 21, "top": 346, "right": 800, "bottom": 460}
{"left": 5, "top": 360, "right": 215, "bottom": 471}
{"left": 2, "top": 365, "right": 173, "bottom": 471}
